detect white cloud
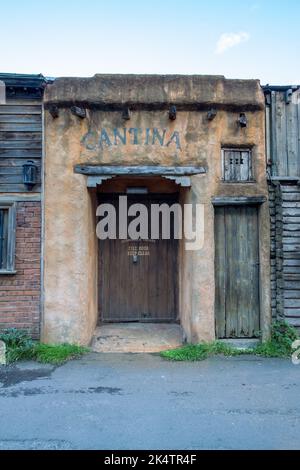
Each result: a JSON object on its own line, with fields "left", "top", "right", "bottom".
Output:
{"left": 215, "top": 32, "right": 250, "bottom": 55}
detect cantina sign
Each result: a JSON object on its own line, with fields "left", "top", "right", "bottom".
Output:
{"left": 81, "top": 127, "right": 181, "bottom": 151}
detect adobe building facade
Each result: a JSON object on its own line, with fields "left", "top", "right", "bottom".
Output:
{"left": 41, "top": 75, "right": 271, "bottom": 346}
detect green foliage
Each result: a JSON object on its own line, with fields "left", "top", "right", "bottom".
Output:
{"left": 254, "top": 320, "right": 298, "bottom": 358}
{"left": 0, "top": 328, "right": 89, "bottom": 365}
{"left": 160, "top": 340, "right": 245, "bottom": 361}
{"left": 34, "top": 343, "right": 89, "bottom": 365}
{"left": 161, "top": 321, "right": 299, "bottom": 362}
{"left": 0, "top": 328, "right": 36, "bottom": 363}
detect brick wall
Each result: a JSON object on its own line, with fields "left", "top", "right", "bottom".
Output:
{"left": 0, "top": 201, "right": 41, "bottom": 338}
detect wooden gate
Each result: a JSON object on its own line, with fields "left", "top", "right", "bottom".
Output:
{"left": 215, "top": 205, "right": 260, "bottom": 338}
{"left": 99, "top": 194, "right": 178, "bottom": 323}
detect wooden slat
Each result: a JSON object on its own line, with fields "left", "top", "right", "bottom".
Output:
{"left": 282, "top": 202, "right": 300, "bottom": 208}
{"left": 283, "top": 245, "right": 300, "bottom": 252}
{"left": 214, "top": 207, "right": 226, "bottom": 338}
{"left": 281, "top": 186, "right": 300, "bottom": 192}
{"left": 284, "top": 290, "right": 300, "bottom": 298}
{"left": 285, "top": 317, "right": 300, "bottom": 327}
{"left": 286, "top": 91, "right": 299, "bottom": 175}
{"left": 284, "top": 253, "right": 300, "bottom": 260}
{"left": 283, "top": 218, "right": 300, "bottom": 225}
{"left": 0, "top": 105, "right": 41, "bottom": 115}
{"left": 270, "top": 91, "right": 278, "bottom": 175}
{"left": 284, "top": 266, "right": 300, "bottom": 274}
{"left": 285, "top": 310, "right": 300, "bottom": 318}
{"left": 284, "top": 280, "right": 300, "bottom": 289}
{"left": 0, "top": 114, "right": 41, "bottom": 123}
{"left": 283, "top": 259, "right": 300, "bottom": 267}
{"left": 283, "top": 237, "right": 300, "bottom": 244}
{"left": 241, "top": 151, "right": 250, "bottom": 180}
{"left": 276, "top": 92, "right": 288, "bottom": 175}
{"left": 0, "top": 148, "right": 42, "bottom": 157}
{"left": 282, "top": 193, "right": 300, "bottom": 202}
{"left": 0, "top": 174, "right": 32, "bottom": 183}
{"left": 0, "top": 167, "right": 24, "bottom": 175}
{"left": 0, "top": 183, "right": 41, "bottom": 192}
{"left": 0, "top": 123, "right": 42, "bottom": 132}
{"left": 0, "top": 158, "right": 40, "bottom": 167}
{"left": 224, "top": 207, "right": 237, "bottom": 337}
{"left": 283, "top": 227, "right": 300, "bottom": 233}
{"left": 0, "top": 132, "right": 42, "bottom": 141}
{"left": 0, "top": 141, "right": 42, "bottom": 149}
{"left": 284, "top": 299, "right": 300, "bottom": 308}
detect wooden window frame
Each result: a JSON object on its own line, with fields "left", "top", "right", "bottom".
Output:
{"left": 221, "top": 147, "right": 254, "bottom": 183}
{"left": 0, "top": 201, "right": 16, "bottom": 274}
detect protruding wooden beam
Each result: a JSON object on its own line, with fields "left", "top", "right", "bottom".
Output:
{"left": 71, "top": 106, "right": 86, "bottom": 118}
{"left": 169, "top": 105, "right": 177, "bottom": 120}
{"left": 238, "top": 113, "right": 247, "bottom": 128}
{"left": 122, "top": 107, "right": 131, "bottom": 120}
{"left": 285, "top": 88, "right": 293, "bottom": 104}
{"left": 207, "top": 108, "right": 217, "bottom": 121}
{"left": 49, "top": 104, "right": 59, "bottom": 119}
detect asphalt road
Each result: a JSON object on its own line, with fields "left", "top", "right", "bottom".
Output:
{"left": 0, "top": 353, "right": 299, "bottom": 450}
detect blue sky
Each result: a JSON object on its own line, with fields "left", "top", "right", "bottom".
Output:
{"left": 0, "top": 0, "right": 299, "bottom": 84}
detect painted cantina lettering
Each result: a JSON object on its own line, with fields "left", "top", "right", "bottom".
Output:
{"left": 81, "top": 127, "right": 181, "bottom": 151}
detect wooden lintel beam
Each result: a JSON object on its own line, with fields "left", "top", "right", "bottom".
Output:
{"left": 74, "top": 165, "right": 207, "bottom": 176}
{"left": 212, "top": 196, "right": 266, "bottom": 206}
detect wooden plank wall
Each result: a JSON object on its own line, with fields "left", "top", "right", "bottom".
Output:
{"left": 267, "top": 89, "right": 300, "bottom": 176}
{"left": 269, "top": 182, "right": 300, "bottom": 331}
{"left": 0, "top": 101, "right": 42, "bottom": 192}
{"left": 269, "top": 183, "right": 277, "bottom": 320}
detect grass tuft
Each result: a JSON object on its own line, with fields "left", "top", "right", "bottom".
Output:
{"left": 254, "top": 320, "right": 298, "bottom": 358}
{"left": 34, "top": 343, "right": 89, "bottom": 365}
{"left": 0, "top": 328, "right": 89, "bottom": 365}
{"left": 160, "top": 320, "right": 299, "bottom": 362}
{"left": 0, "top": 328, "right": 36, "bottom": 363}
{"left": 161, "top": 341, "right": 245, "bottom": 361}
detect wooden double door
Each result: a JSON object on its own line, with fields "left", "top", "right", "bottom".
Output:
{"left": 215, "top": 205, "right": 260, "bottom": 338}
{"left": 99, "top": 194, "right": 178, "bottom": 323}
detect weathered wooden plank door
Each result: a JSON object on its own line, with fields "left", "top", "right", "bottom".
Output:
{"left": 99, "top": 194, "right": 178, "bottom": 323}
{"left": 215, "top": 205, "right": 260, "bottom": 338}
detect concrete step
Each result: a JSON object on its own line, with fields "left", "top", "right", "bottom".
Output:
{"left": 219, "top": 338, "right": 260, "bottom": 351}
{"left": 91, "top": 323, "right": 184, "bottom": 353}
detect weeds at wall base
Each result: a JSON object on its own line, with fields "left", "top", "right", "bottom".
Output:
{"left": 160, "top": 321, "right": 299, "bottom": 361}
{"left": 0, "top": 328, "right": 89, "bottom": 365}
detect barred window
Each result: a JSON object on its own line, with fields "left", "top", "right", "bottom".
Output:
{"left": 0, "top": 203, "right": 16, "bottom": 273}
{"left": 222, "top": 148, "right": 253, "bottom": 182}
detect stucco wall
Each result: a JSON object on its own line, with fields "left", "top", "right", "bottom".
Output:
{"left": 43, "top": 75, "right": 269, "bottom": 345}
